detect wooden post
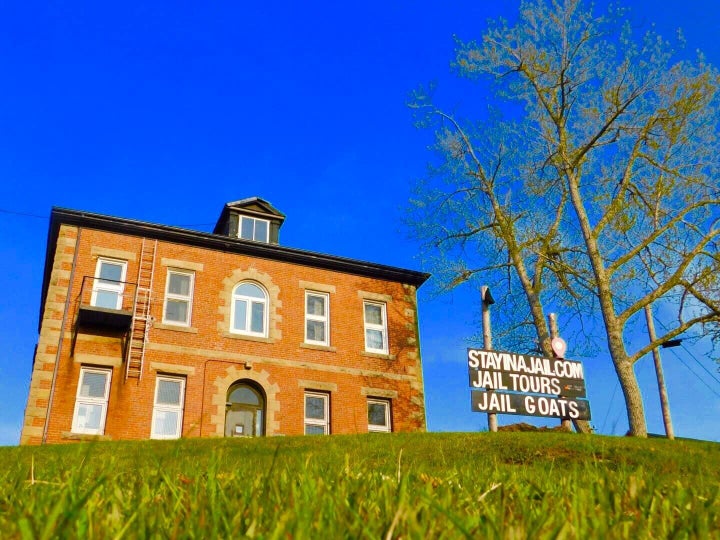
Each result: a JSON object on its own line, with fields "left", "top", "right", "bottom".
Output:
{"left": 482, "top": 286, "right": 498, "bottom": 432}
{"left": 644, "top": 304, "right": 675, "bottom": 440}
{"left": 549, "top": 313, "right": 572, "bottom": 431}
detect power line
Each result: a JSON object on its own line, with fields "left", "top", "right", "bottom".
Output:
{"left": 678, "top": 348, "right": 720, "bottom": 388}
{"left": 601, "top": 380, "right": 619, "bottom": 434}
{"left": 175, "top": 222, "right": 215, "bottom": 228}
{"left": 0, "top": 208, "right": 214, "bottom": 229}
{"left": 0, "top": 208, "right": 49, "bottom": 219}
{"left": 599, "top": 311, "right": 720, "bottom": 434}
{"left": 653, "top": 317, "right": 720, "bottom": 390}
{"left": 665, "top": 347, "right": 720, "bottom": 399}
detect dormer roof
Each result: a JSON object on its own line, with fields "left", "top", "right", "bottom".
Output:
{"left": 224, "top": 197, "right": 285, "bottom": 220}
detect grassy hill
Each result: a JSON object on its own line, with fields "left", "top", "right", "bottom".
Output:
{"left": 1, "top": 432, "right": 718, "bottom": 538}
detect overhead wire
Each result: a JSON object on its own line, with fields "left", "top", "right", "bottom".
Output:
{"left": 0, "top": 207, "right": 214, "bottom": 229}
{"left": 599, "top": 311, "right": 720, "bottom": 435}
{"left": 600, "top": 380, "right": 619, "bottom": 434}
{"left": 653, "top": 316, "right": 720, "bottom": 393}
{"left": 0, "top": 208, "right": 49, "bottom": 219}
{"left": 4, "top": 204, "right": 719, "bottom": 401}
{"left": 672, "top": 342, "right": 720, "bottom": 388}
{"left": 664, "top": 347, "right": 720, "bottom": 399}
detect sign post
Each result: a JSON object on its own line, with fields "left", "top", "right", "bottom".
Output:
{"left": 481, "top": 286, "right": 498, "bottom": 432}
{"left": 470, "top": 290, "right": 592, "bottom": 430}
{"left": 548, "top": 313, "right": 572, "bottom": 431}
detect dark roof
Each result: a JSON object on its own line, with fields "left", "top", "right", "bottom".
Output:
{"left": 225, "top": 197, "right": 285, "bottom": 217}
{"left": 40, "top": 207, "right": 430, "bottom": 327}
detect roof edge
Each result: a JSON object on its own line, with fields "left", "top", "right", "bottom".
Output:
{"left": 44, "top": 207, "right": 430, "bottom": 299}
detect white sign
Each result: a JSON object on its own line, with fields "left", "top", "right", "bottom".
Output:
{"left": 467, "top": 349, "right": 584, "bottom": 380}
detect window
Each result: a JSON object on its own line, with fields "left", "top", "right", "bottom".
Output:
{"left": 231, "top": 282, "right": 268, "bottom": 336}
{"left": 368, "top": 399, "right": 391, "bottom": 432}
{"left": 71, "top": 367, "right": 112, "bottom": 435}
{"left": 151, "top": 376, "right": 185, "bottom": 439}
{"left": 91, "top": 259, "right": 127, "bottom": 309}
{"left": 239, "top": 216, "right": 269, "bottom": 242}
{"left": 163, "top": 270, "right": 194, "bottom": 326}
{"left": 305, "top": 292, "right": 329, "bottom": 345}
{"left": 304, "top": 392, "right": 329, "bottom": 435}
{"left": 364, "top": 301, "right": 388, "bottom": 354}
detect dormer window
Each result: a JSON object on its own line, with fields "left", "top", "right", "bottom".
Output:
{"left": 240, "top": 216, "right": 269, "bottom": 243}
{"left": 213, "top": 197, "right": 286, "bottom": 244}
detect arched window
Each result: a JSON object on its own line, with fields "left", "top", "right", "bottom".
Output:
{"left": 225, "top": 381, "right": 265, "bottom": 437}
{"left": 231, "top": 282, "right": 268, "bottom": 337}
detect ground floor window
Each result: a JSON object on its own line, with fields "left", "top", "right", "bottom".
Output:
{"left": 151, "top": 376, "right": 186, "bottom": 439}
{"left": 71, "top": 367, "right": 112, "bottom": 435}
{"left": 367, "top": 398, "right": 391, "bottom": 432}
{"left": 225, "top": 381, "right": 265, "bottom": 437}
{"left": 304, "top": 392, "right": 330, "bottom": 435}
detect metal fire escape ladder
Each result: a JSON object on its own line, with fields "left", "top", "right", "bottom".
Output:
{"left": 125, "top": 238, "right": 157, "bottom": 381}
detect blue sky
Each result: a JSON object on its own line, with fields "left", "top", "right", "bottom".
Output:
{"left": 1, "top": 1, "right": 719, "bottom": 445}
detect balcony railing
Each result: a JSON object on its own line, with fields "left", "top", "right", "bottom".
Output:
{"left": 76, "top": 276, "right": 138, "bottom": 330}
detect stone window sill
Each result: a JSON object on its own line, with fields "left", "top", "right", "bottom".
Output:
{"left": 223, "top": 332, "right": 275, "bottom": 344}
{"left": 61, "top": 432, "right": 112, "bottom": 441}
{"left": 154, "top": 323, "right": 199, "bottom": 334}
{"left": 300, "top": 343, "right": 337, "bottom": 353}
{"left": 360, "top": 351, "right": 397, "bottom": 361}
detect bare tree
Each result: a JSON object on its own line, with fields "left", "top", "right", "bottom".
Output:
{"left": 409, "top": 0, "right": 720, "bottom": 436}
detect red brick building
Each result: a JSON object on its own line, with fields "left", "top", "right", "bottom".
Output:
{"left": 21, "top": 198, "right": 429, "bottom": 444}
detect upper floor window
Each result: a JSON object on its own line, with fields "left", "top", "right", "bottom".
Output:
{"left": 163, "top": 270, "right": 194, "bottom": 326}
{"left": 91, "top": 258, "right": 127, "bottom": 310}
{"left": 71, "top": 367, "right": 112, "bottom": 435}
{"left": 231, "top": 282, "right": 268, "bottom": 337}
{"left": 364, "top": 301, "right": 388, "bottom": 354}
{"left": 239, "top": 216, "right": 269, "bottom": 242}
{"left": 305, "top": 291, "right": 329, "bottom": 346}
{"left": 151, "top": 376, "right": 185, "bottom": 439}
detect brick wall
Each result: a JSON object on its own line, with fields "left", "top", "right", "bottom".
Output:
{"left": 20, "top": 224, "right": 79, "bottom": 445}
{"left": 23, "top": 226, "right": 426, "bottom": 444}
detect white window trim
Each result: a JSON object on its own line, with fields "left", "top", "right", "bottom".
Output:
{"left": 305, "top": 291, "right": 329, "bottom": 346}
{"left": 150, "top": 376, "right": 186, "bottom": 440}
{"left": 230, "top": 282, "right": 269, "bottom": 337}
{"left": 368, "top": 398, "right": 392, "bottom": 433}
{"left": 91, "top": 258, "right": 127, "bottom": 310}
{"left": 363, "top": 301, "right": 388, "bottom": 354}
{"left": 162, "top": 269, "right": 195, "bottom": 327}
{"left": 71, "top": 367, "right": 112, "bottom": 435}
{"left": 239, "top": 216, "right": 270, "bottom": 243}
{"left": 304, "top": 392, "right": 330, "bottom": 435}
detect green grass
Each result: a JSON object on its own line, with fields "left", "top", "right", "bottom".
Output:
{"left": 1, "top": 432, "right": 719, "bottom": 538}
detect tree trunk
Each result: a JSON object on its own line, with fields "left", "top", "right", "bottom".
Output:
{"left": 565, "top": 172, "right": 649, "bottom": 436}
{"left": 614, "top": 355, "right": 648, "bottom": 437}
{"left": 596, "top": 289, "right": 649, "bottom": 436}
